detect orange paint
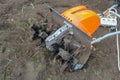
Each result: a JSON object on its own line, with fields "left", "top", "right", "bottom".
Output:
{"left": 92, "top": 37, "right": 96, "bottom": 40}
{"left": 61, "top": 6, "right": 100, "bottom": 36}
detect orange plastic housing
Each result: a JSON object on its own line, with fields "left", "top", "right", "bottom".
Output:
{"left": 61, "top": 6, "right": 100, "bottom": 36}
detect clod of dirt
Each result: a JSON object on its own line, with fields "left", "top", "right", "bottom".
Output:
{"left": 23, "top": 61, "right": 38, "bottom": 80}
{"left": 0, "top": 0, "right": 7, "bottom": 4}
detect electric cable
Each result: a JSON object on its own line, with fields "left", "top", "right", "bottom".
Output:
{"left": 116, "top": 22, "right": 120, "bottom": 72}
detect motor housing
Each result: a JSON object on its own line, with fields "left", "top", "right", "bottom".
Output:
{"left": 61, "top": 6, "right": 100, "bottom": 36}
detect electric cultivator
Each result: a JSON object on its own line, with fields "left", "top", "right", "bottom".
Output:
{"left": 32, "top": 0, "right": 120, "bottom": 72}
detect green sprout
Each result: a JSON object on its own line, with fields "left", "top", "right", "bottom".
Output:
{"left": 93, "top": 69, "right": 101, "bottom": 76}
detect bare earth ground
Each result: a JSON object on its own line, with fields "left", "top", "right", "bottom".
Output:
{"left": 0, "top": 0, "right": 120, "bottom": 80}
